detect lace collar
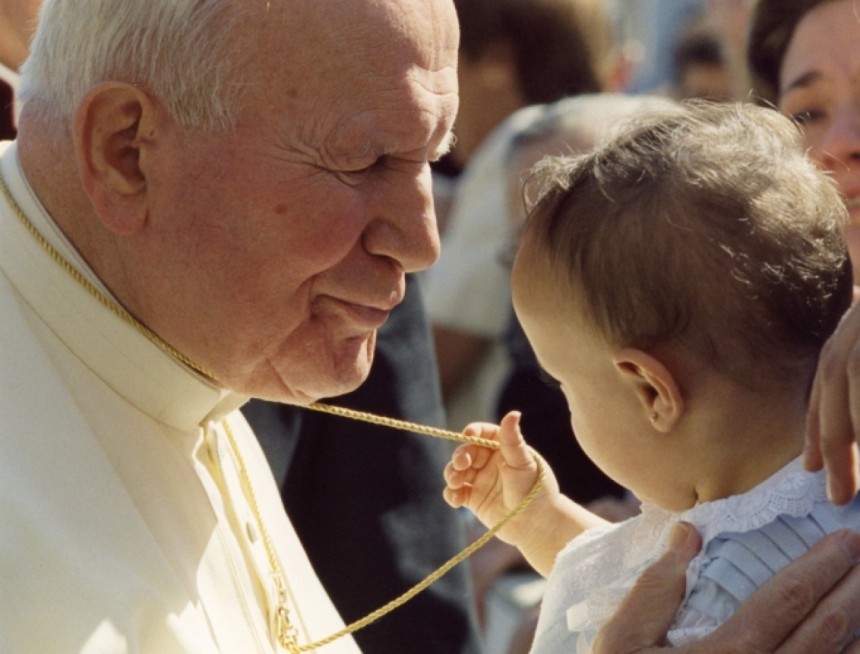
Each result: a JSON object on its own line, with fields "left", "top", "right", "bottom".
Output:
{"left": 639, "top": 456, "right": 826, "bottom": 545}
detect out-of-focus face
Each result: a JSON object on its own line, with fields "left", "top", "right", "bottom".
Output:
{"left": 779, "top": 0, "right": 860, "bottom": 273}
{"left": 453, "top": 50, "right": 524, "bottom": 169}
{"left": 677, "top": 62, "right": 733, "bottom": 101}
{"left": 132, "top": 0, "right": 459, "bottom": 403}
{"left": 0, "top": 0, "right": 41, "bottom": 69}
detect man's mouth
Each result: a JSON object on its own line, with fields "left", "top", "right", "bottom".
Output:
{"left": 324, "top": 296, "right": 395, "bottom": 330}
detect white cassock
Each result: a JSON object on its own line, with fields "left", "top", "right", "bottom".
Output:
{"left": 0, "top": 140, "right": 362, "bottom": 654}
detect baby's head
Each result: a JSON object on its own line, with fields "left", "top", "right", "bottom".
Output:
{"left": 511, "top": 100, "right": 852, "bottom": 507}
{"left": 513, "top": 100, "right": 851, "bottom": 395}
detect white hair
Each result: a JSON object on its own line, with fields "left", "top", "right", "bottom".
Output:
{"left": 19, "top": 0, "right": 245, "bottom": 130}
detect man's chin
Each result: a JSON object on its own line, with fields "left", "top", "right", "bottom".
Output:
{"left": 313, "top": 361, "right": 375, "bottom": 401}
{"left": 249, "top": 369, "right": 370, "bottom": 406}
{"left": 262, "top": 334, "right": 377, "bottom": 405}
{"left": 325, "top": 348, "right": 376, "bottom": 399}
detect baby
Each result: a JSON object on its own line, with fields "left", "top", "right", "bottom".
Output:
{"left": 443, "top": 100, "right": 860, "bottom": 650}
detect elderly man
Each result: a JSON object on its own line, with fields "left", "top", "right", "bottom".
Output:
{"left": 4, "top": 1, "right": 860, "bottom": 653}
{"left": 0, "top": 0, "right": 457, "bottom": 651}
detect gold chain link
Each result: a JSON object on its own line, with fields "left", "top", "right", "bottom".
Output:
{"left": 306, "top": 402, "right": 502, "bottom": 449}
{"left": 1, "top": 169, "right": 544, "bottom": 652}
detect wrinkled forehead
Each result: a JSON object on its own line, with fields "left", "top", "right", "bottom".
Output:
{"left": 244, "top": 0, "right": 458, "bottom": 76}
{"left": 237, "top": 0, "right": 458, "bottom": 129}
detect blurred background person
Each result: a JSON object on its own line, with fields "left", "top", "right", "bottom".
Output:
{"left": 671, "top": 16, "right": 734, "bottom": 101}
{"left": 0, "top": 0, "right": 39, "bottom": 138}
{"left": 619, "top": 0, "right": 751, "bottom": 100}
{"left": 618, "top": 0, "right": 706, "bottom": 95}
{"left": 439, "top": 0, "right": 624, "bottom": 181}
{"left": 704, "top": 0, "right": 754, "bottom": 99}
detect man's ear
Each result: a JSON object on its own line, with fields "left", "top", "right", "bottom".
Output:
{"left": 613, "top": 347, "right": 684, "bottom": 432}
{"left": 73, "top": 82, "right": 158, "bottom": 236}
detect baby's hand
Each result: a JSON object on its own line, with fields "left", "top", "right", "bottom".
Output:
{"left": 443, "top": 411, "right": 540, "bottom": 543}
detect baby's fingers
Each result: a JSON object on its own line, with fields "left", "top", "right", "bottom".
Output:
{"left": 450, "top": 445, "right": 474, "bottom": 472}
{"left": 460, "top": 429, "right": 497, "bottom": 470}
{"left": 443, "top": 459, "right": 472, "bottom": 508}
{"left": 498, "top": 411, "right": 536, "bottom": 471}
{"left": 444, "top": 458, "right": 472, "bottom": 490}
{"left": 443, "top": 484, "right": 469, "bottom": 508}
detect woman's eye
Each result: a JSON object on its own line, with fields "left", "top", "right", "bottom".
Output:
{"left": 789, "top": 108, "right": 823, "bottom": 126}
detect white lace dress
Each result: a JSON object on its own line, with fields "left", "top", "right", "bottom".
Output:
{"left": 530, "top": 457, "right": 860, "bottom": 653}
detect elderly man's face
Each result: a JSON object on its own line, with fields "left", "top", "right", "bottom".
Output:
{"left": 136, "top": 0, "right": 459, "bottom": 403}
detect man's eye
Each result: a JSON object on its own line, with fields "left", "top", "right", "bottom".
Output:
{"left": 337, "top": 168, "right": 371, "bottom": 186}
{"left": 336, "top": 159, "right": 382, "bottom": 185}
{"left": 351, "top": 161, "right": 377, "bottom": 174}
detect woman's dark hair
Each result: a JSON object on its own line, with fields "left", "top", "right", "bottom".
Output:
{"left": 454, "top": 0, "right": 613, "bottom": 103}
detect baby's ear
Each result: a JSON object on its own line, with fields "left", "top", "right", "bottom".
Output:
{"left": 72, "top": 81, "right": 159, "bottom": 235}
{"left": 612, "top": 348, "right": 684, "bottom": 432}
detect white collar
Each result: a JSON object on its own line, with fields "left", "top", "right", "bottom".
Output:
{"left": 637, "top": 456, "right": 827, "bottom": 544}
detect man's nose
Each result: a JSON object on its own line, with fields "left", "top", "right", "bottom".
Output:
{"left": 363, "top": 164, "right": 441, "bottom": 272}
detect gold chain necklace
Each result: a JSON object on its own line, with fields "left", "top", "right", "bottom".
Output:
{"left": 0, "top": 171, "right": 544, "bottom": 652}
{"left": 225, "top": 414, "right": 543, "bottom": 653}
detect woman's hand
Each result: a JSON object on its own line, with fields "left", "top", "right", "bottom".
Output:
{"left": 593, "top": 524, "right": 860, "bottom": 653}
{"left": 806, "top": 299, "right": 860, "bottom": 505}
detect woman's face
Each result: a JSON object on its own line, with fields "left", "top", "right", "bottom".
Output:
{"left": 780, "top": 0, "right": 860, "bottom": 273}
